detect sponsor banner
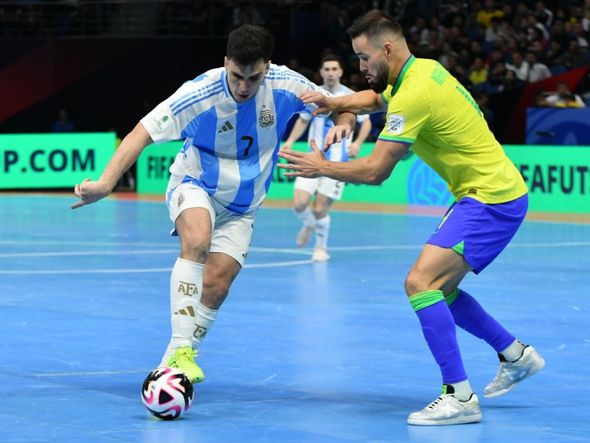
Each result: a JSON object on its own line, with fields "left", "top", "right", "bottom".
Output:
{"left": 507, "top": 145, "right": 590, "bottom": 213}
{"left": 0, "top": 133, "right": 116, "bottom": 188}
{"left": 135, "top": 142, "right": 179, "bottom": 194}
{"left": 135, "top": 141, "right": 590, "bottom": 213}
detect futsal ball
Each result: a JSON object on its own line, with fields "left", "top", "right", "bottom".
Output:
{"left": 141, "top": 367, "right": 194, "bottom": 420}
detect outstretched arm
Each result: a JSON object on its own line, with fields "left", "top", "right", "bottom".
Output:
{"left": 348, "top": 118, "right": 372, "bottom": 157}
{"left": 71, "top": 122, "right": 153, "bottom": 209}
{"left": 279, "top": 138, "right": 409, "bottom": 185}
{"left": 280, "top": 116, "right": 310, "bottom": 150}
{"left": 300, "top": 89, "right": 386, "bottom": 115}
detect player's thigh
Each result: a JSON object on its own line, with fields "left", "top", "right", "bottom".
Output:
{"left": 293, "top": 188, "right": 313, "bottom": 211}
{"left": 175, "top": 208, "right": 213, "bottom": 258}
{"left": 168, "top": 183, "right": 215, "bottom": 260}
{"left": 405, "top": 244, "right": 471, "bottom": 296}
{"left": 294, "top": 177, "right": 318, "bottom": 208}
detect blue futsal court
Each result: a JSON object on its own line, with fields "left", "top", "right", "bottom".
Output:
{"left": 1, "top": 194, "right": 589, "bottom": 442}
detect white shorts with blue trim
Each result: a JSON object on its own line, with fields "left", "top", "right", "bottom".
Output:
{"left": 294, "top": 176, "right": 344, "bottom": 200}
{"left": 166, "top": 180, "right": 255, "bottom": 266}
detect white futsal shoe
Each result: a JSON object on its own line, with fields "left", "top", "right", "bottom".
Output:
{"left": 312, "top": 247, "right": 330, "bottom": 262}
{"left": 484, "top": 345, "right": 545, "bottom": 398}
{"left": 407, "top": 388, "right": 481, "bottom": 426}
{"left": 296, "top": 226, "right": 314, "bottom": 247}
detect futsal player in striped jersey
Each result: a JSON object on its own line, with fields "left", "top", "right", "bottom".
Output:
{"left": 280, "top": 10, "right": 545, "bottom": 425}
{"left": 72, "top": 24, "right": 356, "bottom": 385}
{"left": 282, "top": 55, "right": 372, "bottom": 262}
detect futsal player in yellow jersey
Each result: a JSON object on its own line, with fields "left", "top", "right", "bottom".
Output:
{"left": 280, "top": 10, "right": 545, "bottom": 426}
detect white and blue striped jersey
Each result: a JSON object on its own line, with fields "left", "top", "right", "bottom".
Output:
{"left": 141, "top": 64, "right": 328, "bottom": 214}
{"left": 299, "top": 84, "right": 369, "bottom": 162}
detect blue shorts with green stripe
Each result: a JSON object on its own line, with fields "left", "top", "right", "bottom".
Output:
{"left": 426, "top": 194, "right": 528, "bottom": 274}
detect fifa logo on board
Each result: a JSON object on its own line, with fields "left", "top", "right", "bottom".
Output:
{"left": 259, "top": 106, "right": 274, "bottom": 127}
{"left": 178, "top": 281, "right": 198, "bottom": 296}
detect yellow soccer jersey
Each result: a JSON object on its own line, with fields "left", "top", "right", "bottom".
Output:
{"left": 379, "top": 55, "right": 527, "bottom": 204}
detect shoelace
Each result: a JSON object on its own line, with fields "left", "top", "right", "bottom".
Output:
{"left": 426, "top": 396, "right": 446, "bottom": 410}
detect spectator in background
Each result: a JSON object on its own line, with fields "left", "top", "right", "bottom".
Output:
{"left": 51, "top": 109, "right": 75, "bottom": 132}
{"left": 545, "top": 81, "right": 586, "bottom": 108}
{"left": 468, "top": 57, "right": 488, "bottom": 90}
{"left": 505, "top": 51, "right": 529, "bottom": 81}
{"left": 524, "top": 51, "right": 551, "bottom": 82}
{"left": 556, "top": 39, "right": 590, "bottom": 69}
{"left": 534, "top": 1, "right": 554, "bottom": 29}
{"left": 544, "top": 40, "right": 564, "bottom": 70}
{"left": 476, "top": 0, "right": 504, "bottom": 28}
{"left": 498, "top": 68, "right": 525, "bottom": 92}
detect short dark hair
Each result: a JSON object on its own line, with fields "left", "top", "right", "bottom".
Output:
{"left": 319, "top": 54, "right": 343, "bottom": 70}
{"left": 226, "top": 25, "right": 274, "bottom": 66}
{"left": 347, "top": 9, "right": 404, "bottom": 41}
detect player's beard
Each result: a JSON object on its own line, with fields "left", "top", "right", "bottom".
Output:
{"left": 368, "top": 60, "right": 390, "bottom": 93}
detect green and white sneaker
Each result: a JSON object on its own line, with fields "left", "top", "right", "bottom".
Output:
{"left": 167, "top": 346, "right": 205, "bottom": 384}
{"left": 407, "top": 385, "right": 482, "bottom": 426}
{"left": 484, "top": 345, "right": 545, "bottom": 398}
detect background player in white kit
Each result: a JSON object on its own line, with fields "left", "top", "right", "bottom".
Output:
{"left": 71, "top": 24, "right": 355, "bottom": 383}
{"left": 281, "top": 55, "right": 371, "bottom": 262}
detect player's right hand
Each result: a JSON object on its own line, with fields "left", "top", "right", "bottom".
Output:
{"left": 71, "top": 178, "right": 111, "bottom": 209}
{"left": 299, "top": 90, "right": 334, "bottom": 116}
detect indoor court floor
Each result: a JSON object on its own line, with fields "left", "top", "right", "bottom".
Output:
{"left": 0, "top": 194, "right": 589, "bottom": 442}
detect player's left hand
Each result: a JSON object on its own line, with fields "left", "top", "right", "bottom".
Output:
{"left": 278, "top": 139, "right": 327, "bottom": 178}
{"left": 323, "top": 124, "right": 352, "bottom": 151}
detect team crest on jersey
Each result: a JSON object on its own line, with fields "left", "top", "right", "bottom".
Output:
{"left": 259, "top": 106, "right": 274, "bottom": 127}
{"left": 386, "top": 114, "right": 406, "bottom": 135}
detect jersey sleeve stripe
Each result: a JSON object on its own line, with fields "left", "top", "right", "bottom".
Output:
{"left": 171, "top": 81, "right": 223, "bottom": 112}
{"left": 378, "top": 134, "right": 415, "bottom": 144}
{"left": 172, "top": 86, "right": 224, "bottom": 115}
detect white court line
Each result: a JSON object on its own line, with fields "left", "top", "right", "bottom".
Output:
{"left": 0, "top": 240, "right": 174, "bottom": 247}
{"left": 0, "top": 259, "right": 313, "bottom": 275}
{"left": 32, "top": 369, "right": 151, "bottom": 377}
{"left": 3, "top": 241, "right": 589, "bottom": 260}
{"left": 0, "top": 241, "right": 588, "bottom": 274}
{"left": 0, "top": 249, "right": 178, "bottom": 258}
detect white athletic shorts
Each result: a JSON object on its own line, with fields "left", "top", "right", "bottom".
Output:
{"left": 294, "top": 176, "right": 345, "bottom": 200}
{"left": 166, "top": 181, "right": 255, "bottom": 266}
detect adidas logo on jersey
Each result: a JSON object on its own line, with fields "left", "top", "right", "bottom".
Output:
{"left": 217, "top": 121, "right": 234, "bottom": 134}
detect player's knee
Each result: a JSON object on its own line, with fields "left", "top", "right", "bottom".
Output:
{"left": 179, "top": 234, "right": 210, "bottom": 263}
{"left": 313, "top": 207, "right": 328, "bottom": 219}
{"left": 404, "top": 270, "right": 430, "bottom": 296}
{"left": 293, "top": 202, "right": 308, "bottom": 213}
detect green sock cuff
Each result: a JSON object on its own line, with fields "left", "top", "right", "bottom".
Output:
{"left": 409, "top": 289, "right": 444, "bottom": 312}
{"left": 445, "top": 289, "right": 460, "bottom": 306}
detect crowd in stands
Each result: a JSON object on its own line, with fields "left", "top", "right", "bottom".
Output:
{"left": 2, "top": 0, "right": 589, "bottom": 133}
{"left": 300, "top": 1, "right": 590, "bottom": 106}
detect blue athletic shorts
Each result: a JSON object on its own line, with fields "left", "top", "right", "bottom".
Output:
{"left": 426, "top": 194, "right": 528, "bottom": 274}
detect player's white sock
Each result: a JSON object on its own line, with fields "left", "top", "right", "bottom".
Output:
{"left": 314, "top": 215, "right": 330, "bottom": 250}
{"left": 499, "top": 339, "right": 526, "bottom": 362}
{"left": 160, "top": 257, "right": 204, "bottom": 366}
{"left": 192, "top": 303, "right": 218, "bottom": 347}
{"left": 295, "top": 207, "right": 315, "bottom": 228}
{"left": 450, "top": 379, "right": 474, "bottom": 401}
